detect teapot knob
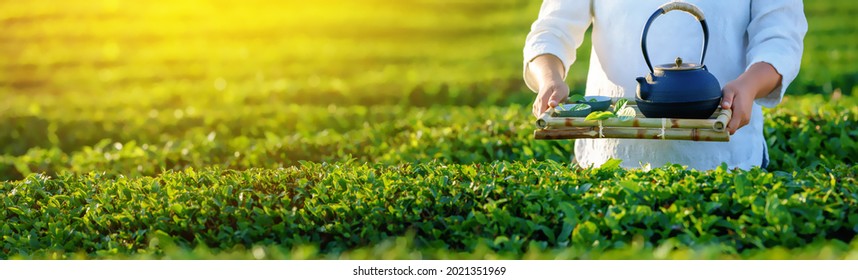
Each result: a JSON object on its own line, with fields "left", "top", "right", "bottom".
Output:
{"left": 675, "top": 57, "right": 683, "bottom": 67}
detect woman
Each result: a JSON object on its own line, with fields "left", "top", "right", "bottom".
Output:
{"left": 524, "top": 1, "right": 807, "bottom": 170}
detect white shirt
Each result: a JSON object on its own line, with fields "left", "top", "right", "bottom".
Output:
{"left": 523, "top": 0, "right": 807, "bottom": 170}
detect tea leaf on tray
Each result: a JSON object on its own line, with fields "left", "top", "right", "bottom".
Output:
{"left": 555, "top": 103, "right": 588, "bottom": 112}
{"left": 585, "top": 111, "right": 616, "bottom": 121}
{"left": 613, "top": 98, "right": 629, "bottom": 114}
{"left": 617, "top": 107, "right": 636, "bottom": 121}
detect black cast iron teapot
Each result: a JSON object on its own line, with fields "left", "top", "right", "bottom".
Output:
{"left": 635, "top": 2, "right": 721, "bottom": 119}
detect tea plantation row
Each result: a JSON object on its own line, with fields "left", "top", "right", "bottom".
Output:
{"left": 12, "top": 234, "right": 858, "bottom": 260}
{"left": 2, "top": 95, "right": 856, "bottom": 181}
{"left": 3, "top": 160, "right": 857, "bottom": 259}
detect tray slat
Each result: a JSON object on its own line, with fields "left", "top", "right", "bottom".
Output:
{"left": 534, "top": 101, "right": 731, "bottom": 142}
{"left": 533, "top": 127, "right": 729, "bottom": 142}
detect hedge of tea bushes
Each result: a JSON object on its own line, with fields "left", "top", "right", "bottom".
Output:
{"left": 11, "top": 234, "right": 858, "bottom": 260}
{"left": 764, "top": 95, "right": 858, "bottom": 170}
{"left": 0, "top": 104, "right": 568, "bottom": 180}
{"left": 2, "top": 95, "right": 857, "bottom": 181}
{"left": 2, "top": 161, "right": 857, "bottom": 259}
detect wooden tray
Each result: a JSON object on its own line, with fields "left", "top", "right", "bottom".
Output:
{"left": 534, "top": 100, "right": 731, "bottom": 142}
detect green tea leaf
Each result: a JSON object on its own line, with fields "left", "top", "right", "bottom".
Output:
{"left": 7, "top": 207, "right": 25, "bottom": 216}
{"left": 556, "top": 103, "right": 589, "bottom": 112}
{"left": 734, "top": 174, "right": 750, "bottom": 197}
{"left": 616, "top": 107, "right": 636, "bottom": 121}
{"left": 585, "top": 111, "right": 616, "bottom": 121}
{"left": 473, "top": 211, "right": 487, "bottom": 224}
{"left": 599, "top": 158, "right": 623, "bottom": 170}
{"left": 613, "top": 98, "right": 629, "bottom": 114}
{"left": 572, "top": 221, "right": 599, "bottom": 244}
{"left": 558, "top": 222, "right": 575, "bottom": 243}
{"left": 619, "top": 180, "right": 640, "bottom": 193}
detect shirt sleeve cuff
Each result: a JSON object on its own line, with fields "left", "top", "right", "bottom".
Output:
{"left": 749, "top": 58, "right": 789, "bottom": 108}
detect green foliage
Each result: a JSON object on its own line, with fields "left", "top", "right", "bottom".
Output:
{"left": 2, "top": 162, "right": 857, "bottom": 259}
{"left": 12, "top": 235, "right": 858, "bottom": 260}
{"left": 764, "top": 95, "right": 858, "bottom": 170}
{"left": 613, "top": 98, "right": 629, "bottom": 114}
{"left": 2, "top": 95, "right": 854, "bottom": 182}
{"left": 568, "top": 94, "right": 585, "bottom": 103}
{"left": 580, "top": 98, "right": 632, "bottom": 121}
{"left": 616, "top": 107, "right": 636, "bottom": 121}
{"left": 584, "top": 111, "right": 616, "bottom": 121}
{"left": 0, "top": 0, "right": 857, "bottom": 260}
{"left": 556, "top": 103, "right": 589, "bottom": 112}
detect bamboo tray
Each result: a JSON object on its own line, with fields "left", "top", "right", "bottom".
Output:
{"left": 534, "top": 100, "right": 731, "bottom": 142}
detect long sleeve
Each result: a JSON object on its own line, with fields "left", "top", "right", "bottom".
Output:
{"left": 522, "top": 0, "right": 592, "bottom": 93}
{"left": 747, "top": 0, "right": 808, "bottom": 108}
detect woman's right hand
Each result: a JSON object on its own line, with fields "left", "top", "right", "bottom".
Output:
{"left": 532, "top": 81, "right": 569, "bottom": 118}
{"left": 528, "top": 55, "right": 569, "bottom": 118}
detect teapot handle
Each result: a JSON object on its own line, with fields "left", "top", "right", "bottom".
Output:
{"left": 640, "top": 2, "right": 709, "bottom": 73}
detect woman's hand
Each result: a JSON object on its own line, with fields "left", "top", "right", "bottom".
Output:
{"left": 529, "top": 55, "right": 569, "bottom": 118}
{"left": 533, "top": 81, "right": 570, "bottom": 118}
{"left": 721, "top": 80, "right": 756, "bottom": 135}
{"left": 721, "top": 62, "right": 782, "bottom": 134}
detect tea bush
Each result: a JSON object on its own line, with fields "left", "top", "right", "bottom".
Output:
{"left": 2, "top": 162, "right": 857, "bottom": 259}
{"left": 2, "top": 95, "right": 857, "bottom": 181}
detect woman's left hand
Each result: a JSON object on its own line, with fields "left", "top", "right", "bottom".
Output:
{"left": 720, "top": 62, "right": 783, "bottom": 135}
{"left": 721, "top": 80, "right": 756, "bottom": 135}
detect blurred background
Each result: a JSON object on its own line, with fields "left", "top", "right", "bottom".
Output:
{"left": 1, "top": 0, "right": 856, "bottom": 180}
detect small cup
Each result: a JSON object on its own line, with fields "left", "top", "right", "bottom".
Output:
{"left": 577, "top": 96, "right": 612, "bottom": 111}
{"left": 553, "top": 103, "right": 592, "bottom": 117}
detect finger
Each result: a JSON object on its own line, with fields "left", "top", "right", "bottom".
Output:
{"left": 726, "top": 100, "right": 740, "bottom": 135}
{"left": 533, "top": 104, "right": 546, "bottom": 118}
{"left": 547, "top": 96, "right": 559, "bottom": 108}
{"left": 548, "top": 91, "right": 567, "bottom": 108}
{"left": 722, "top": 89, "right": 736, "bottom": 109}
{"left": 727, "top": 115, "right": 740, "bottom": 135}
{"left": 727, "top": 96, "right": 754, "bottom": 135}
{"left": 730, "top": 117, "right": 751, "bottom": 135}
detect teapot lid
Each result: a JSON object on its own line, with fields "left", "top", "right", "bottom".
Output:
{"left": 655, "top": 57, "right": 704, "bottom": 71}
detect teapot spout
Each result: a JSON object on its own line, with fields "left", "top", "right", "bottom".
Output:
{"left": 636, "top": 76, "right": 651, "bottom": 100}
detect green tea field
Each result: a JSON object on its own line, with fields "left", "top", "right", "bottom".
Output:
{"left": 1, "top": 0, "right": 857, "bottom": 259}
